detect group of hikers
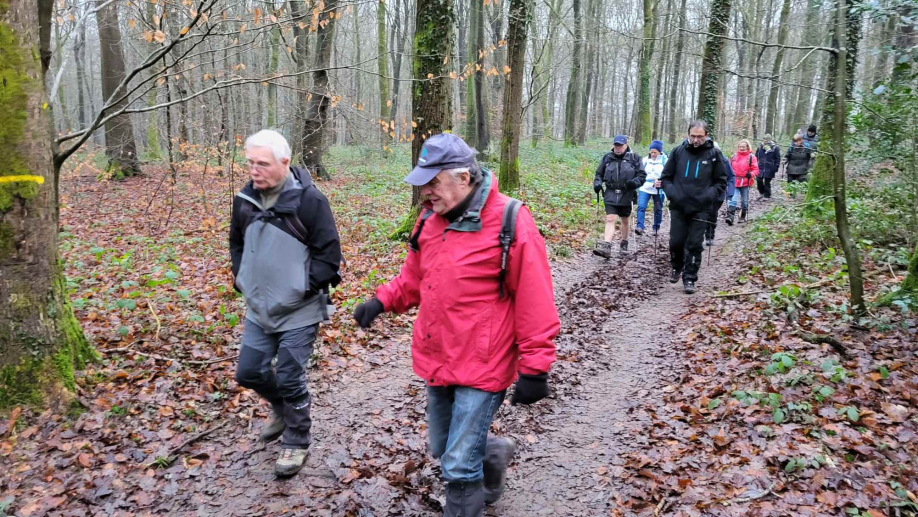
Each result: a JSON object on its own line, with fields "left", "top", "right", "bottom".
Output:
{"left": 591, "top": 121, "right": 818, "bottom": 294}
{"left": 228, "top": 122, "right": 817, "bottom": 517}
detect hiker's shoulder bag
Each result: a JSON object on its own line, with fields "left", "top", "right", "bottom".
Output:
{"left": 409, "top": 198, "right": 524, "bottom": 298}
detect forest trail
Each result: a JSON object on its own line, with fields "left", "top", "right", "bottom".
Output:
{"left": 181, "top": 200, "right": 769, "bottom": 516}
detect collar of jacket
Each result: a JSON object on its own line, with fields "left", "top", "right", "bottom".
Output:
{"left": 236, "top": 166, "right": 312, "bottom": 212}
{"left": 421, "top": 170, "right": 494, "bottom": 233}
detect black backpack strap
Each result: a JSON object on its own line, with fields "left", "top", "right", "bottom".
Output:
{"left": 283, "top": 212, "right": 310, "bottom": 245}
{"left": 498, "top": 199, "right": 523, "bottom": 299}
{"left": 409, "top": 209, "right": 436, "bottom": 252}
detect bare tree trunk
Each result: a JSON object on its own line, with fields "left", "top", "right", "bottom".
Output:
{"left": 564, "top": 0, "right": 582, "bottom": 146}
{"left": 499, "top": 0, "right": 532, "bottom": 194}
{"left": 378, "top": 0, "right": 391, "bottom": 145}
{"left": 667, "top": 0, "right": 687, "bottom": 142}
{"left": 577, "top": 0, "right": 597, "bottom": 145}
{"left": 786, "top": 0, "right": 821, "bottom": 137}
{"left": 765, "top": 0, "right": 792, "bottom": 135}
{"left": 289, "top": 0, "right": 310, "bottom": 160}
{"left": 302, "top": 0, "right": 339, "bottom": 180}
{"left": 95, "top": 0, "right": 141, "bottom": 177}
{"left": 0, "top": 0, "right": 94, "bottom": 410}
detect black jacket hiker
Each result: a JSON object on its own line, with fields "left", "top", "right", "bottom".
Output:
{"left": 755, "top": 143, "right": 781, "bottom": 179}
{"left": 593, "top": 147, "right": 646, "bottom": 206}
{"left": 660, "top": 138, "right": 729, "bottom": 216}
{"left": 229, "top": 166, "right": 342, "bottom": 333}
{"left": 785, "top": 145, "right": 812, "bottom": 179}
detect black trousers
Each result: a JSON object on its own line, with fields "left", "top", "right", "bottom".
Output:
{"left": 756, "top": 177, "right": 773, "bottom": 197}
{"left": 787, "top": 174, "right": 808, "bottom": 183}
{"left": 669, "top": 209, "right": 707, "bottom": 283}
{"left": 704, "top": 200, "right": 723, "bottom": 241}
{"left": 235, "top": 321, "right": 318, "bottom": 448}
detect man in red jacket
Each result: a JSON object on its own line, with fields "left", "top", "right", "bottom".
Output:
{"left": 353, "top": 133, "right": 560, "bottom": 516}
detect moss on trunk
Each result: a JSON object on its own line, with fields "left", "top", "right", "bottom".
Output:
{"left": 0, "top": 267, "right": 96, "bottom": 410}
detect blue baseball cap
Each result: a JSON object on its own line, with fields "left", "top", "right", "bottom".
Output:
{"left": 404, "top": 133, "right": 477, "bottom": 186}
{"left": 613, "top": 135, "right": 628, "bottom": 145}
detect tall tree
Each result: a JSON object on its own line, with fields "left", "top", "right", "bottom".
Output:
{"left": 564, "top": 0, "right": 583, "bottom": 146}
{"left": 634, "top": 0, "right": 654, "bottom": 145}
{"left": 96, "top": 0, "right": 141, "bottom": 177}
{"left": 696, "top": 0, "right": 732, "bottom": 136}
{"left": 498, "top": 0, "right": 533, "bottom": 193}
{"left": 577, "top": 0, "right": 598, "bottom": 145}
{"left": 390, "top": 0, "right": 456, "bottom": 240}
{"left": 667, "top": 0, "right": 688, "bottom": 142}
{"left": 0, "top": 0, "right": 94, "bottom": 409}
{"left": 805, "top": 0, "right": 864, "bottom": 312}
{"left": 764, "top": 0, "right": 792, "bottom": 135}
{"left": 786, "top": 0, "right": 822, "bottom": 137}
{"left": 377, "top": 0, "right": 391, "bottom": 145}
{"left": 289, "top": 0, "right": 311, "bottom": 159}
{"left": 465, "top": 0, "right": 489, "bottom": 155}
{"left": 302, "top": 0, "right": 339, "bottom": 180}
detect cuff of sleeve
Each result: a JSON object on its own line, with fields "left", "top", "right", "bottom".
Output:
{"left": 374, "top": 289, "right": 390, "bottom": 311}
{"left": 518, "top": 364, "right": 546, "bottom": 376}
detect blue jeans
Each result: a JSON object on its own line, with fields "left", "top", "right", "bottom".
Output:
{"left": 729, "top": 186, "right": 750, "bottom": 209}
{"left": 636, "top": 190, "right": 664, "bottom": 230}
{"left": 427, "top": 385, "right": 505, "bottom": 483}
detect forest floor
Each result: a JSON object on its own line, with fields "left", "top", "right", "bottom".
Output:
{"left": 1, "top": 144, "right": 916, "bottom": 517}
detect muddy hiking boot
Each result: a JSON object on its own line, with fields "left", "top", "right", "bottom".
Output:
{"left": 684, "top": 281, "right": 696, "bottom": 294}
{"left": 483, "top": 437, "right": 516, "bottom": 505}
{"left": 592, "top": 241, "right": 612, "bottom": 259}
{"left": 725, "top": 206, "right": 736, "bottom": 226}
{"left": 740, "top": 208, "right": 748, "bottom": 223}
{"left": 444, "top": 480, "right": 485, "bottom": 517}
{"left": 275, "top": 447, "right": 308, "bottom": 477}
{"left": 260, "top": 406, "right": 286, "bottom": 442}
{"left": 669, "top": 269, "right": 681, "bottom": 284}
{"left": 620, "top": 240, "right": 629, "bottom": 252}
{"left": 634, "top": 227, "right": 644, "bottom": 236}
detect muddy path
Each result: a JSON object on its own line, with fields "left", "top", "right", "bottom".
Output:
{"left": 85, "top": 203, "right": 767, "bottom": 516}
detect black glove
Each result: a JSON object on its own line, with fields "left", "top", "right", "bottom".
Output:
{"left": 594, "top": 184, "right": 603, "bottom": 193}
{"left": 510, "top": 373, "right": 549, "bottom": 405}
{"left": 353, "top": 298, "right": 384, "bottom": 328}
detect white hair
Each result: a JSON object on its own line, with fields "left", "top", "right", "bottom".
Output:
{"left": 245, "top": 129, "right": 291, "bottom": 162}
{"left": 443, "top": 164, "right": 483, "bottom": 184}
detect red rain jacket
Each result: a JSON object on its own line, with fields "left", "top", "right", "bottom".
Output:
{"left": 731, "top": 151, "right": 760, "bottom": 188}
{"left": 375, "top": 173, "right": 559, "bottom": 392}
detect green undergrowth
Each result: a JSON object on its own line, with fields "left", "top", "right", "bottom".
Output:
{"left": 745, "top": 159, "right": 916, "bottom": 314}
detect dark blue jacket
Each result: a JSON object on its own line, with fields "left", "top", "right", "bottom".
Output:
{"left": 755, "top": 143, "right": 781, "bottom": 179}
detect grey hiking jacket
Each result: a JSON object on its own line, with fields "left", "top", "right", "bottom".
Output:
{"left": 229, "top": 167, "right": 342, "bottom": 333}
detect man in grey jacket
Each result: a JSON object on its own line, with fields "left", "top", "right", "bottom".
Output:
{"left": 229, "top": 130, "right": 342, "bottom": 476}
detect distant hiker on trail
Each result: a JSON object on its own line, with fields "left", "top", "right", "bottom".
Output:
{"left": 755, "top": 134, "right": 781, "bottom": 200}
{"left": 351, "top": 133, "right": 560, "bottom": 516}
{"left": 592, "top": 134, "right": 646, "bottom": 257}
{"left": 635, "top": 140, "right": 667, "bottom": 237}
{"left": 785, "top": 133, "right": 813, "bottom": 185}
{"left": 229, "top": 130, "right": 343, "bottom": 477}
{"left": 725, "top": 139, "right": 759, "bottom": 225}
{"left": 803, "top": 124, "right": 819, "bottom": 152}
{"left": 660, "top": 120, "right": 728, "bottom": 294}
{"left": 704, "top": 141, "right": 734, "bottom": 247}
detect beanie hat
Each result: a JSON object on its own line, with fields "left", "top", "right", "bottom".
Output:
{"left": 650, "top": 140, "right": 664, "bottom": 153}
{"left": 808, "top": 124, "right": 817, "bottom": 133}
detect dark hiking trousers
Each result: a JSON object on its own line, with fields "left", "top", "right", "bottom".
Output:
{"left": 669, "top": 209, "right": 707, "bottom": 283}
{"left": 705, "top": 200, "right": 723, "bottom": 241}
{"left": 756, "top": 177, "right": 772, "bottom": 198}
{"left": 235, "top": 320, "right": 318, "bottom": 448}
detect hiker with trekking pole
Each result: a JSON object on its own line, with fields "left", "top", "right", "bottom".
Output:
{"left": 703, "top": 141, "right": 735, "bottom": 249}
{"left": 352, "top": 133, "right": 560, "bottom": 517}
{"left": 725, "top": 139, "right": 759, "bottom": 225}
{"left": 660, "top": 120, "right": 729, "bottom": 294}
{"left": 592, "top": 135, "right": 646, "bottom": 258}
